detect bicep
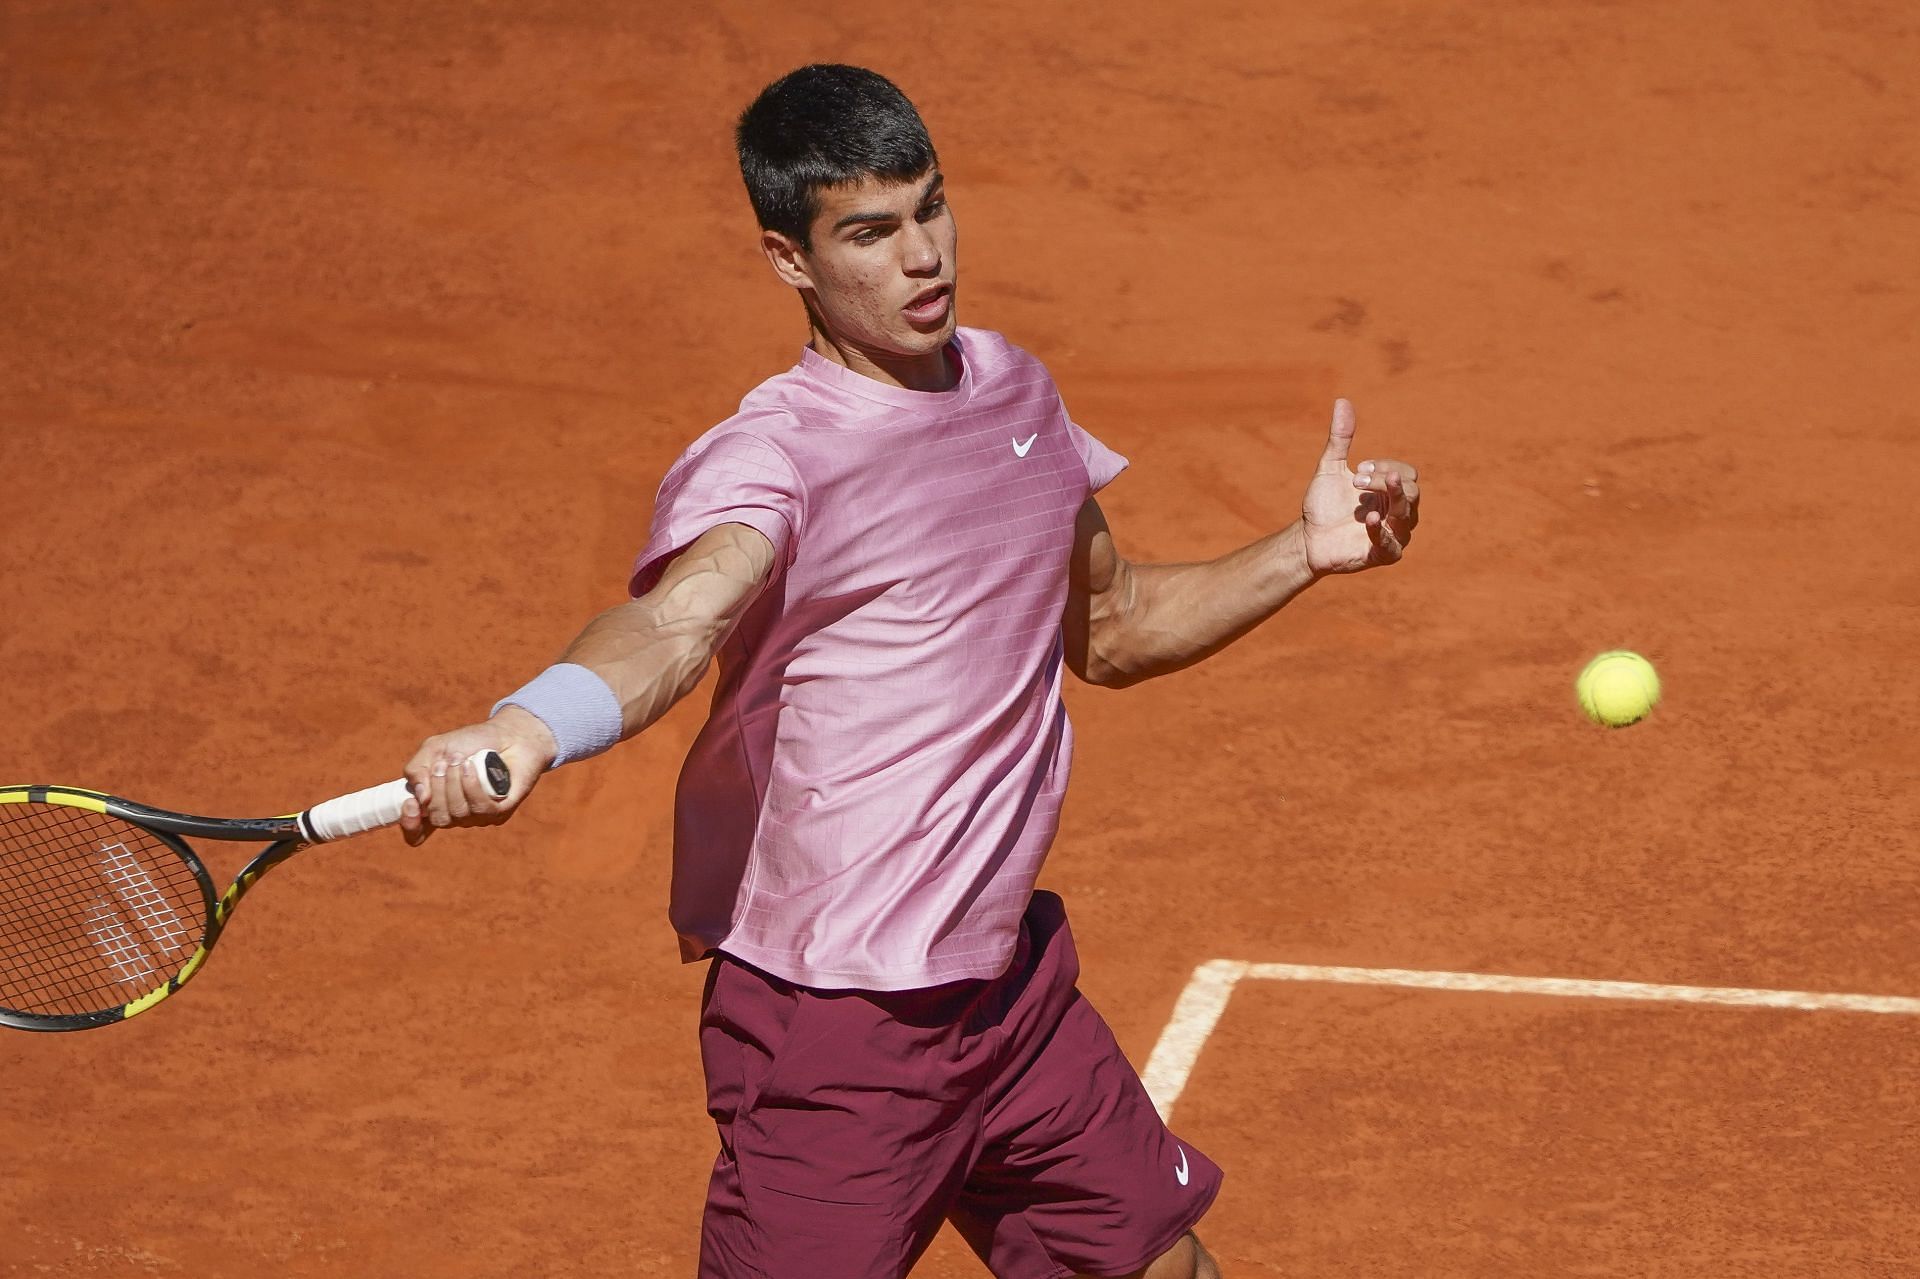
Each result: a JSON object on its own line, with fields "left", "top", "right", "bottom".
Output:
{"left": 1063, "top": 498, "right": 1130, "bottom": 683}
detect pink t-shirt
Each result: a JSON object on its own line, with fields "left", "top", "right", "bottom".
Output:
{"left": 631, "top": 327, "right": 1127, "bottom": 990}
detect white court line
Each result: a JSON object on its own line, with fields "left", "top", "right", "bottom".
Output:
{"left": 1142, "top": 960, "right": 1920, "bottom": 1123}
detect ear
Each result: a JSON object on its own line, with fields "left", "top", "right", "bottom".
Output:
{"left": 760, "top": 229, "right": 813, "bottom": 291}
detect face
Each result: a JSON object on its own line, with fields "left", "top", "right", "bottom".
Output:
{"left": 764, "top": 169, "right": 958, "bottom": 366}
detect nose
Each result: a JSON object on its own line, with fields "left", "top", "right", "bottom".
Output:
{"left": 902, "top": 220, "right": 941, "bottom": 277}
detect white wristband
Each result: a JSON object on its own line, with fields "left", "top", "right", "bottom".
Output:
{"left": 491, "top": 663, "right": 623, "bottom": 767}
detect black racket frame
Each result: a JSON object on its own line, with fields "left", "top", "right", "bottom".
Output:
{"left": 1, "top": 786, "right": 315, "bottom": 1032}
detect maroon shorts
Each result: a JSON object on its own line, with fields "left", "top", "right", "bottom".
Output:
{"left": 697, "top": 891, "right": 1222, "bottom": 1279}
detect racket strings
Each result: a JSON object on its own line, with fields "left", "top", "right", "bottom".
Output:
{"left": 0, "top": 803, "right": 209, "bottom": 1016}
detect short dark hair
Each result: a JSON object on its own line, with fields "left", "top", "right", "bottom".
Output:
{"left": 736, "top": 65, "right": 938, "bottom": 247}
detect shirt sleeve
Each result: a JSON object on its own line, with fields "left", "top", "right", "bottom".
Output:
{"left": 1065, "top": 412, "right": 1129, "bottom": 496}
{"left": 629, "top": 429, "right": 804, "bottom": 597}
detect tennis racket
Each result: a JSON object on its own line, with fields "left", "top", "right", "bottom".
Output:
{"left": 0, "top": 751, "right": 510, "bottom": 1032}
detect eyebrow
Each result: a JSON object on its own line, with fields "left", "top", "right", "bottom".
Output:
{"left": 831, "top": 171, "right": 946, "bottom": 232}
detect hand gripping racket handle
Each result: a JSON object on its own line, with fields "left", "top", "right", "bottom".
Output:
{"left": 298, "top": 751, "right": 511, "bottom": 843}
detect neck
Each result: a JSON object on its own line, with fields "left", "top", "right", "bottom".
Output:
{"left": 807, "top": 318, "right": 957, "bottom": 393}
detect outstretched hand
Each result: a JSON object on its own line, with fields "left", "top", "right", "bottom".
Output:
{"left": 399, "top": 707, "right": 557, "bottom": 847}
{"left": 1301, "top": 398, "right": 1420, "bottom": 576}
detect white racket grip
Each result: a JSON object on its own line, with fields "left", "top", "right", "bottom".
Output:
{"left": 301, "top": 752, "right": 508, "bottom": 843}
{"left": 303, "top": 778, "right": 411, "bottom": 843}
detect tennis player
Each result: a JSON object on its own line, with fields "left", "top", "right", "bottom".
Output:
{"left": 400, "top": 65, "right": 1419, "bottom": 1279}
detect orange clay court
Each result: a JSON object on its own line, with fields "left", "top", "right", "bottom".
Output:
{"left": 3, "top": 2, "right": 1917, "bottom": 1275}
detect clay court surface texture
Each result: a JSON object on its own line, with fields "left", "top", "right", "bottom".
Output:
{"left": 4, "top": 2, "right": 1917, "bottom": 1275}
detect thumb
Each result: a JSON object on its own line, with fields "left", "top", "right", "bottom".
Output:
{"left": 1318, "top": 398, "right": 1356, "bottom": 474}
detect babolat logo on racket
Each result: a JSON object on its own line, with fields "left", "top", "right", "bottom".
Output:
{"left": 0, "top": 751, "right": 509, "bottom": 1033}
{"left": 87, "top": 840, "right": 195, "bottom": 987}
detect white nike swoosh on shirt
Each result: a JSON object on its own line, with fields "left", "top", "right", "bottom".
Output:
{"left": 1012, "top": 433, "right": 1038, "bottom": 457}
{"left": 1174, "top": 1146, "right": 1190, "bottom": 1186}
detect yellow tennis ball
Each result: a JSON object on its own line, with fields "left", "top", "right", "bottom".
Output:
{"left": 1577, "top": 650, "right": 1660, "bottom": 727}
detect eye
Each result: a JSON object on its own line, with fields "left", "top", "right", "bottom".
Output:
{"left": 917, "top": 198, "right": 947, "bottom": 221}
{"left": 851, "top": 226, "right": 886, "bottom": 245}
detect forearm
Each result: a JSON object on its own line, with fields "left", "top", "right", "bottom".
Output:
{"left": 557, "top": 596, "right": 733, "bottom": 738}
{"left": 406, "top": 525, "right": 770, "bottom": 840}
{"left": 556, "top": 524, "right": 772, "bottom": 737}
{"left": 492, "top": 523, "right": 774, "bottom": 764}
{"left": 406, "top": 602, "right": 709, "bottom": 834}
{"left": 1090, "top": 521, "right": 1317, "bottom": 687}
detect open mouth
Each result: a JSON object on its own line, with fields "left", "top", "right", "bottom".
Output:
{"left": 903, "top": 284, "right": 952, "bottom": 324}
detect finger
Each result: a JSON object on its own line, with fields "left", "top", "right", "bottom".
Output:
{"left": 1350, "top": 463, "right": 1418, "bottom": 492}
{"left": 442, "top": 753, "right": 474, "bottom": 822}
{"left": 1354, "top": 471, "right": 1418, "bottom": 526}
{"left": 1383, "top": 471, "right": 1416, "bottom": 517}
{"left": 425, "top": 757, "right": 456, "bottom": 828}
{"left": 403, "top": 742, "right": 439, "bottom": 806}
{"left": 456, "top": 751, "right": 496, "bottom": 819}
{"left": 1317, "top": 399, "right": 1356, "bottom": 474}
{"left": 400, "top": 794, "right": 433, "bottom": 847}
{"left": 1367, "top": 509, "right": 1404, "bottom": 562}
{"left": 1392, "top": 475, "right": 1419, "bottom": 526}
